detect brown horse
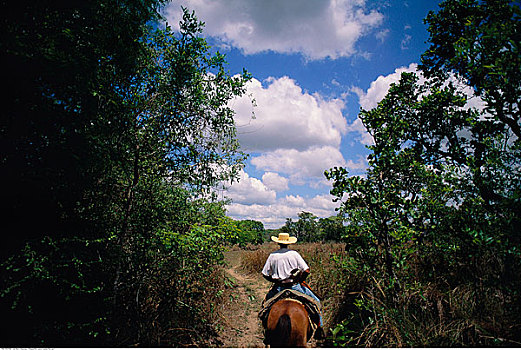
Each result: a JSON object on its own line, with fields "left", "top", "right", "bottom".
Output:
{"left": 265, "top": 299, "right": 312, "bottom": 347}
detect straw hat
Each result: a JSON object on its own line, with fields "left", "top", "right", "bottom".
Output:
{"left": 271, "top": 232, "right": 297, "bottom": 244}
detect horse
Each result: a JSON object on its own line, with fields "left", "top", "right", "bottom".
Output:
{"left": 265, "top": 298, "right": 312, "bottom": 347}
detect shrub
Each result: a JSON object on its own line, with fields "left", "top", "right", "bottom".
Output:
{"left": 107, "top": 225, "right": 227, "bottom": 346}
{"left": 326, "top": 245, "right": 521, "bottom": 347}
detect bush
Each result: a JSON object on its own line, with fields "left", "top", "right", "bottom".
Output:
{"left": 0, "top": 200, "right": 231, "bottom": 347}
{"left": 110, "top": 226, "right": 227, "bottom": 346}
{"left": 325, "top": 241, "right": 521, "bottom": 347}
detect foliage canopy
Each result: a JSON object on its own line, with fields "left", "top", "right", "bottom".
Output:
{"left": 1, "top": 0, "right": 250, "bottom": 346}
{"left": 326, "top": 0, "right": 521, "bottom": 346}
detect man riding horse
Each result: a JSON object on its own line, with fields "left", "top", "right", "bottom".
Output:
{"left": 261, "top": 232, "right": 325, "bottom": 340}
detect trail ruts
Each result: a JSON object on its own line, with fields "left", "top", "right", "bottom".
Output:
{"left": 218, "top": 249, "right": 320, "bottom": 348}
{"left": 218, "top": 250, "right": 268, "bottom": 348}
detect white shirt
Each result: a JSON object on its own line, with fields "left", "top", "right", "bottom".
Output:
{"left": 261, "top": 248, "right": 309, "bottom": 280}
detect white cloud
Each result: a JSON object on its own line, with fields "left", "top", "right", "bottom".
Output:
{"left": 251, "top": 146, "right": 347, "bottom": 186}
{"left": 344, "top": 63, "right": 420, "bottom": 148}
{"left": 352, "top": 62, "right": 418, "bottom": 110}
{"left": 262, "top": 172, "right": 289, "bottom": 192}
{"left": 164, "top": 0, "right": 384, "bottom": 60}
{"left": 400, "top": 33, "right": 412, "bottom": 50}
{"left": 375, "top": 28, "right": 390, "bottom": 43}
{"left": 231, "top": 76, "right": 373, "bottom": 187}
{"left": 233, "top": 76, "right": 347, "bottom": 152}
{"left": 226, "top": 193, "right": 339, "bottom": 228}
{"left": 352, "top": 62, "right": 489, "bottom": 114}
{"left": 307, "top": 194, "right": 338, "bottom": 211}
{"left": 346, "top": 156, "right": 369, "bottom": 171}
{"left": 223, "top": 75, "right": 352, "bottom": 221}
{"left": 353, "top": 63, "right": 486, "bottom": 113}
{"left": 347, "top": 63, "right": 491, "bottom": 165}
{"left": 345, "top": 116, "right": 374, "bottom": 145}
{"left": 450, "top": 76, "right": 487, "bottom": 112}
{"left": 221, "top": 72, "right": 356, "bottom": 224}
{"left": 224, "top": 171, "right": 340, "bottom": 228}
{"left": 225, "top": 170, "right": 276, "bottom": 205}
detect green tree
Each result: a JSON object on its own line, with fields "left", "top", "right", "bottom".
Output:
{"left": 326, "top": 73, "right": 452, "bottom": 289}
{"left": 1, "top": 1, "right": 250, "bottom": 346}
{"left": 237, "top": 219, "right": 266, "bottom": 245}
{"left": 1, "top": 0, "right": 165, "bottom": 256}
{"left": 296, "top": 212, "right": 318, "bottom": 242}
{"left": 318, "top": 216, "right": 345, "bottom": 242}
{"left": 327, "top": 71, "right": 521, "bottom": 347}
{"left": 421, "top": 0, "right": 521, "bottom": 139}
{"left": 1, "top": 0, "right": 167, "bottom": 344}
{"left": 282, "top": 212, "right": 321, "bottom": 242}
{"left": 326, "top": 0, "right": 521, "bottom": 340}
{"left": 281, "top": 218, "right": 296, "bottom": 237}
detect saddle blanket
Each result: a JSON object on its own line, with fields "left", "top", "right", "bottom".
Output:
{"left": 258, "top": 288, "right": 322, "bottom": 334}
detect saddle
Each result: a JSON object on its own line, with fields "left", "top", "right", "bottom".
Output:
{"left": 258, "top": 288, "right": 322, "bottom": 334}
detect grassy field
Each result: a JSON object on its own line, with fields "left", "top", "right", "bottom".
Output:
{"left": 237, "top": 242, "right": 348, "bottom": 340}
{"left": 236, "top": 242, "right": 521, "bottom": 347}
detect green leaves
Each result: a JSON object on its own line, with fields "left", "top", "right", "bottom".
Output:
{"left": 2, "top": 2, "right": 251, "bottom": 346}
{"left": 421, "top": 0, "right": 521, "bottom": 138}
{"left": 325, "top": 1, "right": 521, "bottom": 346}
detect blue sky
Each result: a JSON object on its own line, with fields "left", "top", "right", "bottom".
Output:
{"left": 165, "top": 0, "right": 442, "bottom": 228}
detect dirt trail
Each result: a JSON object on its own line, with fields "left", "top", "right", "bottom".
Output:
{"left": 217, "top": 248, "right": 322, "bottom": 348}
{"left": 217, "top": 249, "right": 269, "bottom": 348}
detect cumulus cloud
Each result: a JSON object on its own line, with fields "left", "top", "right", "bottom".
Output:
{"left": 224, "top": 171, "right": 339, "bottom": 228}
{"left": 164, "top": 0, "right": 384, "bottom": 60}
{"left": 251, "top": 146, "right": 347, "bottom": 186}
{"left": 345, "top": 116, "right": 374, "bottom": 145}
{"left": 347, "top": 62, "right": 489, "bottom": 163}
{"left": 226, "top": 194, "right": 339, "bottom": 228}
{"left": 225, "top": 170, "right": 276, "bottom": 205}
{"left": 343, "top": 63, "right": 419, "bottom": 148}
{"left": 346, "top": 156, "right": 369, "bottom": 171}
{"left": 262, "top": 172, "right": 289, "bottom": 192}
{"left": 353, "top": 63, "right": 486, "bottom": 112}
{"left": 232, "top": 76, "right": 347, "bottom": 152}
{"left": 223, "top": 75, "right": 352, "bottom": 219}
{"left": 352, "top": 63, "right": 419, "bottom": 110}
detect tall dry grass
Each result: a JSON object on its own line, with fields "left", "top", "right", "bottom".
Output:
{"left": 239, "top": 248, "right": 269, "bottom": 274}
{"left": 239, "top": 242, "right": 348, "bottom": 332}
{"left": 320, "top": 250, "right": 521, "bottom": 347}
{"left": 239, "top": 242, "right": 521, "bottom": 347}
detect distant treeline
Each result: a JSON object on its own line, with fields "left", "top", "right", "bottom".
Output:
{"left": 279, "top": 212, "right": 346, "bottom": 243}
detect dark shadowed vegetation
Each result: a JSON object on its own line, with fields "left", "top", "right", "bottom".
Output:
{"left": 322, "top": 0, "right": 521, "bottom": 346}
{"left": 1, "top": 0, "right": 520, "bottom": 347}
{"left": 1, "top": 0, "right": 256, "bottom": 346}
